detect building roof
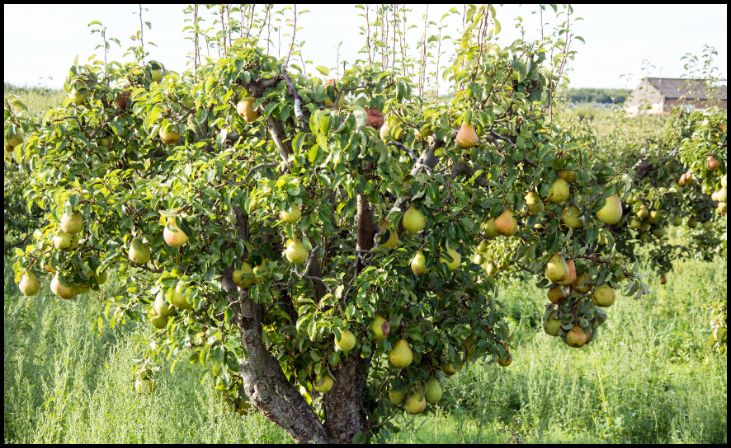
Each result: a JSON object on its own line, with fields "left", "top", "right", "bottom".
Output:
{"left": 644, "top": 77, "right": 727, "bottom": 100}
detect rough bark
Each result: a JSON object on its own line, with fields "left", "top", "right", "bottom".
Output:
{"left": 230, "top": 206, "right": 329, "bottom": 444}
{"left": 323, "top": 356, "right": 370, "bottom": 443}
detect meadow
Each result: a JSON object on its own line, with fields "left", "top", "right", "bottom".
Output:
{"left": 3, "top": 87, "right": 727, "bottom": 444}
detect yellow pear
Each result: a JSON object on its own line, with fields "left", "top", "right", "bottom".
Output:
{"left": 148, "top": 307, "right": 169, "bottom": 329}
{"left": 574, "top": 272, "right": 592, "bottom": 293}
{"left": 565, "top": 326, "right": 588, "bottom": 348}
{"left": 335, "top": 329, "right": 357, "bottom": 354}
{"left": 561, "top": 206, "right": 582, "bottom": 228}
{"left": 169, "top": 281, "right": 193, "bottom": 310}
{"left": 60, "top": 212, "right": 84, "bottom": 234}
{"left": 547, "top": 178, "right": 570, "bottom": 203}
{"left": 565, "top": 259, "right": 577, "bottom": 286}
{"left": 545, "top": 254, "right": 569, "bottom": 284}
{"left": 389, "top": 339, "right": 413, "bottom": 369}
{"left": 547, "top": 286, "right": 565, "bottom": 304}
{"left": 410, "top": 250, "right": 430, "bottom": 276}
{"left": 154, "top": 290, "right": 173, "bottom": 317}
{"left": 163, "top": 221, "right": 189, "bottom": 247}
{"left": 19, "top": 271, "right": 41, "bottom": 296}
{"left": 280, "top": 205, "right": 302, "bottom": 223}
{"left": 455, "top": 122, "right": 478, "bottom": 149}
{"left": 236, "top": 97, "right": 260, "bottom": 122}
{"left": 596, "top": 195, "right": 623, "bottom": 225}
{"left": 592, "top": 284, "right": 615, "bottom": 307}
{"left": 495, "top": 210, "right": 518, "bottom": 236}
{"left": 53, "top": 231, "right": 73, "bottom": 250}
{"left": 233, "top": 262, "right": 255, "bottom": 288}
{"left": 402, "top": 205, "right": 426, "bottom": 233}
{"left": 440, "top": 248, "right": 461, "bottom": 271}
{"left": 404, "top": 392, "right": 427, "bottom": 414}
{"left": 483, "top": 218, "right": 499, "bottom": 238}
{"left": 129, "top": 238, "right": 151, "bottom": 264}
{"left": 424, "top": 378, "right": 442, "bottom": 404}
{"left": 285, "top": 240, "right": 308, "bottom": 264}
{"left": 314, "top": 375, "right": 334, "bottom": 393}
{"left": 369, "top": 315, "right": 390, "bottom": 340}
{"left": 381, "top": 227, "right": 400, "bottom": 249}
{"left": 525, "top": 192, "right": 544, "bottom": 215}
{"left": 558, "top": 169, "right": 577, "bottom": 183}
{"left": 50, "top": 273, "right": 76, "bottom": 300}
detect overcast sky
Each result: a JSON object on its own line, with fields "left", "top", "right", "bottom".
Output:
{"left": 3, "top": 4, "right": 727, "bottom": 90}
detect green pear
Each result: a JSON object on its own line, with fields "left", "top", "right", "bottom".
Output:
{"left": 525, "top": 192, "right": 544, "bottom": 215}
{"left": 402, "top": 205, "right": 426, "bottom": 233}
{"left": 596, "top": 195, "right": 623, "bottom": 225}
{"left": 50, "top": 273, "right": 76, "bottom": 300}
{"left": 388, "top": 389, "right": 405, "bottom": 405}
{"left": 544, "top": 254, "right": 569, "bottom": 284}
{"left": 129, "top": 238, "right": 151, "bottom": 264}
{"left": 389, "top": 339, "right": 413, "bottom": 369}
{"left": 441, "top": 363, "right": 460, "bottom": 376}
{"left": 404, "top": 391, "right": 427, "bottom": 414}
{"left": 558, "top": 169, "right": 577, "bottom": 183}
{"left": 335, "top": 329, "right": 357, "bottom": 354}
{"left": 547, "top": 178, "right": 570, "bottom": 203}
{"left": 440, "top": 247, "right": 461, "bottom": 271}
{"left": 280, "top": 204, "right": 302, "bottom": 223}
{"left": 154, "top": 290, "right": 173, "bottom": 317}
{"left": 169, "top": 281, "right": 193, "bottom": 310}
{"left": 547, "top": 286, "right": 565, "bottom": 304}
{"left": 53, "top": 230, "right": 73, "bottom": 250}
{"left": 424, "top": 378, "right": 442, "bottom": 404}
{"left": 543, "top": 314, "right": 562, "bottom": 336}
{"left": 314, "top": 374, "right": 334, "bottom": 393}
{"left": 148, "top": 307, "right": 169, "bottom": 329}
{"left": 60, "top": 212, "right": 84, "bottom": 234}
{"left": 233, "top": 262, "right": 255, "bottom": 288}
{"left": 561, "top": 206, "right": 582, "bottom": 228}
{"left": 285, "top": 240, "right": 308, "bottom": 264}
{"left": 483, "top": 218, "right": 499, "bottom": 238}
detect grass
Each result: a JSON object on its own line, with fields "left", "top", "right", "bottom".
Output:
{"left": 4, "top": 83, "right": 65, "bottom": 116}
{"left": 4, "top": 256, "right": 726, "bottom": 444}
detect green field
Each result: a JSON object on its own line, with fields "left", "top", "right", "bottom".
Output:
{"left": 4, "top": 256, "right": 726, "bottom": 444}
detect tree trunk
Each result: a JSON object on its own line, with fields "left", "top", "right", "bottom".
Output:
{"left": 323, "top": 356, "right": 370, "bottom": 443}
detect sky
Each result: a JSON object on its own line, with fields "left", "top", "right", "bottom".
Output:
{"left": 3, "top": 4, "right": 727, "bottom": 90}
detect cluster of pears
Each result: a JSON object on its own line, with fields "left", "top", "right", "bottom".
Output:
{"left": 471, "top": 237, "right": 518, "bottom": 277}
{"left": 399, "top": 205, "right": 463, "bottom": 276}
{"left": 543, "top": 254, "right": 614, "bottom": 347}
{"left": 388, "top": 377, "right": 444, "bottom": 415}
{"left": 148, "top": 280, "right": 193, "bottom": 329}
{"left": 279, "top": 203, "right": 309, "bottom": 265}
{"left": 710, "top": 174, "right": 727, "bottom": 215}
{"left": 625, "top": 200, "right": 668, "bottom": 242}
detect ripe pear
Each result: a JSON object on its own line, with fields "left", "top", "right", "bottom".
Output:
{"left": 154, "top": 290, "right": 173, "bottom": 317}
{"left": 158, "top": 127, "right": 180, "bottom": 145}
{"left": 285, "top": 240, "right": 308, "bottom": 264}
{"left": 495, "top": 210, "right": 518, "bottom": 236}
{"left": 547, "top": 178, "right": 570, "bottom": 203}
{"left": 715, "top": 188, "right": 727, "bottom": 202}
{"left": 233, "top": 262, "right": 255, "bottom": 288}
{"left": 565, "top": 259, "right": 577, "bottom": 285}
{"left": 379, "top": 122, "right": 391, "bottom": 141}
{"left": 53, "top": 231, "right": 73, "bottom": 250}
{"left": 565, "top": 325, "right": 588, "bottom": 348}
{"left": 60, "top": 212, "right": 84, "bottom": 234}
{"left": 388, "top": 389, "right": 405, "bottom": 405}
{"left": 561, "top": 206, "right": 582, "bottom": 228}
{"left": 558, "top": 169, "right": 577, "bottom": 183}
{"left": 163, "top": 221, "right": 189, "bottom": 247}
{"left": 707, "top": 155, "right": 720, "bottom": 171}
{"left": 380, "top": 227, "right": 400, "bottom": 249}
{"left": 483, "top": 218, "right": 499, "bottom": 238}
{"left": 50, "top": 273, "right": 76, "bottom": 300}
{"left": 237, "top": 97, "right": 260, "bottom": 122}
{"left": 402, "top": 205, "right": 426, "bottom": 233}
{"left": 314, "top": 375, "right": 334, "bottom": 393}
{"left": 441, "top": 363, "right": 460, "bottom": 376}
{"left": 389, "top": 339, "right": 413, "bottom": 369}
{"left": 525, "top": 192, "right": 544, "bottom": 215}
{"left": 129, "top": 238, "right": 151, "bottom": 264}
{"left": 369, "top": 315, "right": 390, "bottom": 340}
{"left": 547, "top": 286, "right": 565, "bottom": 304}
{"left": 280, "top": 204, "right": 302, "bottom": 223}
{"left": 95, "top": 269, "right": 108, "bottom": 285}
{"left": 497, "top": 353, "right": 512, "bottom": 367}
{"left": 456, "top": 122, "right": 478, "bottom": 149}
{"left": 440, "top": 248, "right": 461, "bottom": 271}
{"left": 636, "top": 206, "right": 649, "bottom": 220}
{"left": 574, "top": 272, "right": 592, "bottom": 293}
{"left": 424, "top": 378, "right": 443, "bottom": 404}
{"left": 596, "top": 195, "right": 623, "bottom": 225}
{"left": 404, "top": 392, "right": 427, "bottom": 414}
{"left": 19, "top": 271, "right": 41, "bottom": 296}
{"left": 336, "top": 329, "right": 357, "bottom": 354}
{"left": 545, "top": 254, "right": 569, "bottom": 284}
{"left": 411, "top": 250, "right": 430, "bottom": 276}
{"left": 592, "top": 284, "right": 615, "bottom": 307}
{"left": 543, "top": 314, "right": 562, "bottom": 336}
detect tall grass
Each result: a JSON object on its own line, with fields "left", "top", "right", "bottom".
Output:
{"left": 4, "top": 256, "right": 726, "bottom": 444}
